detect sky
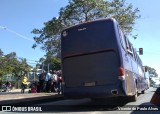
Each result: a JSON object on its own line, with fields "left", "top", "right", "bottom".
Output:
{"left": 0, "top": 0, "right": 68, "bottom": 66}
{"left": 0, "top": 0, "right": 160, "bottom": 75}
{"left": 126, "top": 0, "right": 160, "bottom": 75}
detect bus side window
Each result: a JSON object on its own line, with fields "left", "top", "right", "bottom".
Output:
{"left": 131, "top": 44, "right": 135, "bottom": 58}
{"left": 137, "top": 56, "right": 140, "bottom": 65}
{"left": 118, "top": 26, "right": 126, "bottom": 50}
{"left": 124, "top": 36, "right": 129, "bottom": 50}
{"left": 133, "top": 48, "right": 137, "bottom": 61}
{"left": 126, "top": 39, "right": 133, "bottom": 55}
{"left": 135, "top": 51, "right": 138, "bottom": 62}
{"left": 128, "top": 42, "right": 132, "bottom": 52}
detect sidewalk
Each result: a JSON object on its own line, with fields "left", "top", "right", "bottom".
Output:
{"left": 0, "top": 89, "right": 63, "bottom": 105}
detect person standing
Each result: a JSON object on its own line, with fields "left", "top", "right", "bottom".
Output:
{"left": 21, "top": 75, "right": 28, "bottom": 93}
{"left": 57, "top": 70, "right": 63, "bottom": 95}
{"left": 39, "top": 70, "right": 46, "bottom": 92}
{"left": 36, "top": 82, "right": 40, "bottom": 93}
{"left": 45, "top": 70, "right": 52, "bottom": 92}
{"left": 5, "top": 80, "right": 11, "bottom": 92}
{"left": 53, "top": 70, "right": 58, "bottom": 92}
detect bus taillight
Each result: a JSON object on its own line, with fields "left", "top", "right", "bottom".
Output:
{"left": 118, "top": 67, "right": 124, "bottom": 76}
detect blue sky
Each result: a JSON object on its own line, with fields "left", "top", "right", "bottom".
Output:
{"left": 0, "top": 0, "right": 160, "bottom": 75}
{"left": 0, "top": 0, "right": 68, "bottom": 66}
{"left": 127, "top": 0, "right": 160, "bottom": 75}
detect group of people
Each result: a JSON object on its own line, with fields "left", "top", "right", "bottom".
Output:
{"left": 28, "top": 70, "right": 63, "bottom": 95}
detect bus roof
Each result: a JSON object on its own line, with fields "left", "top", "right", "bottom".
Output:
{"left": 61, "top": 18, "right": 117, "bottom": 32}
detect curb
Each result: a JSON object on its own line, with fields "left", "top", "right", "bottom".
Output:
{"left": 0, "top": 95, "right": 64, "bottom": 105}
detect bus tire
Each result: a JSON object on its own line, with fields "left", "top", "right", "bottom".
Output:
{"left": 129, "top": 83, "right": 138, "bottom": 102}
{"left": 130, "top": 91, "right": 138, "bottom": 102}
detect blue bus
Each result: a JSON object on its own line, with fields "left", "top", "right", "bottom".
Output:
{"left": 61, "top": 18, "right": 147, "bottom": 101}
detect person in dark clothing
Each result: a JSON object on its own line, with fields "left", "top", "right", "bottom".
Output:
{"left": 36, "top": 82, "right": 40, "bottom": 93}
{"left": 5, "top": 81, "right": 11, "bottom": 92}
{"left": 57, "top": 70, "right": 63, "bottom": 95}
{"left": 39, "top": 70, "right": 46, "bottom": 92}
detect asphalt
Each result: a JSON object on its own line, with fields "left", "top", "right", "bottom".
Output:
{"left": 0, "top": 89, "right": 63, "bottom": 105}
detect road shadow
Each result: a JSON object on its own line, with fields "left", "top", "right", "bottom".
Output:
{"left": 38, "top": 97, "right": 129, "bottom": 112}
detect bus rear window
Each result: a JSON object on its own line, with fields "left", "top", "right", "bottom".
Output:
{"left": 61, "top": 19, "right": 117, "bottom": 58}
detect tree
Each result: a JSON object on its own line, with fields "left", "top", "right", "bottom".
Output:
{"left": 59, "top": 0, "right": 110, "bottom": 26}
{"left": 32, "top": 0, "right": 140, "bottom": 63}
{"left": 0, "top": 49, "right": 3, "bottom": 57}
{"left": 32, "top": 17, "right": 62, "bottom": 58}
{"left": 37, "top": 56, "right": 61, "bottom": 72}
{"left": 0, "top": 56, "right": 5, "bottom": 80}
{"left": 145, "top": 66, "right": 158, "bottom": 77}
{"left": 45, "top": 56, "right": 61, "bottom": 71}
{"left": 0, "top": 52, "right": 15, "bottom": 78}
{"left": 109, "top": 0, "right": 140, "bottom": 35}
{"left": 0, "top": 49, "right": 32, "bottom": 85}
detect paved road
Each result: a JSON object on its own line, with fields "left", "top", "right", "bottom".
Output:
{"left": 38, "top": 87, "right": 159, "bottom": 114}
{"left": 0, "top": 87, "right": 159, "bottom": 114}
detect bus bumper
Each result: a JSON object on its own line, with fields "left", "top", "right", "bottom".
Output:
{"left": 63, "top": 83, "right": 125, "bottom": 99}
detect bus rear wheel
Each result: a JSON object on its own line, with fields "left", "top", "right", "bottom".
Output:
{"left": 128, "top": 85, "right": 138, "bottom": 102}
{"left": 130, "top": 92, "right": 138, "bottom": 102}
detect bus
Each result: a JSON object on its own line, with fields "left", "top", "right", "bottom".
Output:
{"left": 61, "top": 18, "right": 147, "bottom": 101}
{"left": 143, "top": 66, "right": 150, "bottom": 89}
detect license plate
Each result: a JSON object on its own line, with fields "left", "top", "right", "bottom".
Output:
{"left": 84, "top": 82, "right": 95, "bottom": 86}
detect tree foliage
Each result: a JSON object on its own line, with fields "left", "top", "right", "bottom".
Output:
{"left": 59, "top": 0, "right": 110, "bottom": 26}
{"left": 0, "top": 49, "right": 32, "bottom": 81}
{"left": 32, "top": 0, "right": 140, "bottom": 63}
{"left": 32, "top": 17, "right": 62, "bottom": 58}
{"left": 37, "top": 56, "right": 61, "bottom": 72}
{"left": 145, "top": 66, "right": 158, "bottom": 77}
{"left": 109, "top": 0, "right": 140, "bottom": 35}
